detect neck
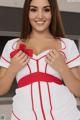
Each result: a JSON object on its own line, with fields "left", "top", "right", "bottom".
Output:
{"left": 30, "top": 29, "right": 53, "bottom": 40}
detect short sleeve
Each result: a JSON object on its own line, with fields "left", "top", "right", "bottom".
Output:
{"left": 0, "top": 41, "right": 11, "bottom": 68}
{"left": 66, "top": 40, "right": 80, "bottom": 68}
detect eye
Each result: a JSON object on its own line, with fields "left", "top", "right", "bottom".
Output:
{"left": 44, "top": 8, "right": 51, "bottom": 12}
{"left": 30, "top": 8, "right": 37, "bottom": 12}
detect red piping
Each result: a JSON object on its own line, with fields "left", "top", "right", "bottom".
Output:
{"left": 67, "top": 54, "right": 80, "bottom": 64}
{"left": 12, "top": 111, "right": 21, "bottom": 120}
{"left": 1, "top": 56, "right": 10, "bottom": 64}
{"left": 31, "top": 84, "right": 37, "bottom": 120}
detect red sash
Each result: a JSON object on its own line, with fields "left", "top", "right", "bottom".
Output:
{"left": 18, "top": 72, "right": 62, "bottom": 88}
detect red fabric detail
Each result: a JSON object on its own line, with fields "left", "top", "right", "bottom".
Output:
{"left": 38, "top": 82, "right": 46, "bottom": 120}
{"left": 27, "top": 63, "right": 32, "bottom": 73}
{"left": 10, "top": 43, "right": 33, "bottom": 58}
{"left": 19, "top": 43, "right": 26, "bottom": 50}
{"left": 1, "top": 56, "right": 10, "bottom": 64}
{"left": 31, "top": 84, "right": 37, "bottom": 120}
{"left": 12, "top": 111, "right": 21, "bottom": 120}
{"left": 27, "top": 64, "right": 37, "bottom": 119}
{"left": 10, "top": 49, "right": 20, "bottom": 58}
{"left": 18, "top": 72, "right": 62, "bottom": 88}
{"left": 47, "top": 83, "right": 54, "bottom": 120}
{"left": 36, "top": 60, "right": 39, "bottom": 71}
{"left": 66, "top": 54, "right": 80, "bottom": 64}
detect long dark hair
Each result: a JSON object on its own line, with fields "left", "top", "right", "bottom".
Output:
{"left": 21, "top": 0, "right": 65, "bottom": 41}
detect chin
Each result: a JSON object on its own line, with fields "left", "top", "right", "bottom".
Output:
{"left": 33, "top": 27, "right": 49, "bottom": 33}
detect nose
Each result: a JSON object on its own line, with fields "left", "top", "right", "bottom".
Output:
{"left": 38, "top": 10, "right": 43, "bottom": 18}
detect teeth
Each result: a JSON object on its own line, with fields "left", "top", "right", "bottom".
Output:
{"left": 36, "top": 21, "right": 45, "bottom": 24}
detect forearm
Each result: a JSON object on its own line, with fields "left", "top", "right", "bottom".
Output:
{"left": 60, "top": 66, "right": 80, "bottom": 97}
{"left": 0, "top": 66, "right": 17, "bottom": 96}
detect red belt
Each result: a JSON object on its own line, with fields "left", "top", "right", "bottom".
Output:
{"left": 18, "top": 72, "right": 62, "bottom": 88}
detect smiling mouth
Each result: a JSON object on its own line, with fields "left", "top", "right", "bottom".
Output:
{"left": 35, "top": 21, "right": 45, "bottom": 24}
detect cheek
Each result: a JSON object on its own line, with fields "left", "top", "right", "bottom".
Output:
{"left": 29, "top": 13, "right": 36, "bottom": 21}
{"left": 46, "top": 14, "right": 52, "bottom": 21}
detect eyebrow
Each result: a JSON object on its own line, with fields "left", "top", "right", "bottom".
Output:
{"left": 30, "top": 5, "right": 51, "bottom": 8}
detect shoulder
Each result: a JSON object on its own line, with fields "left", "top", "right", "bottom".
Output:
{"left": 60, "top": 37, "right": 75, "bottom": 44}
{"left": 60, "top": 37, "right": 76, "bottom": 50}
{"left": 5, "top": 38, "right": 22, "bottom": 50}
{"left": 6, "top": 38, "right": 20, "bottom": 46}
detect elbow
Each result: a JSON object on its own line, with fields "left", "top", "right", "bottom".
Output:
{"left": 72, "top": 87, "right": 80, "bottom": 97}
{"left": 74, "top": 92, "right": 80, "bottom": 97}
{"left": 0, "top": 89, "right": 9, "bottom": 96}
{"left": 0, "top": 85, "right": 10, "bottom": 96}
{"left": 70, "top": 81, "right": 80, "bottom": 97}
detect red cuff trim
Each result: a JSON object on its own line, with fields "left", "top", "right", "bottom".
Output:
{"left": 66, "top": 54, "right": 80, "bottom": 64}
{"left": 1, "top": 56, "right": 10, "bottom": 64}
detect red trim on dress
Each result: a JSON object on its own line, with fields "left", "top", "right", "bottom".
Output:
{"left": 45, "top": 63, "right": 48, "bottom": 73}
{"left": 45, "top": 63, "right": 54, "bottom": 120}
{"left": 66, "top": 54, "right": 80, "bottom": 64}
{"left": 10, "top": 43, "right": 33, "bottom": 58}
{"left": 37, "top": 60, "right": 46, "bottom": 120}
{"left": 31, "top": 84, "right": 37, "bottom": 120}
{"left": 27, "top": 63, "right": 31, "bottom": 73}
{"left": 27, "top": 63, "right": 37, "bottom": 120}
{"left": 1, "top": 56, "right": 10, "bottom": 64}
{"left": 38, "top": 82, "right": 46, "bottom": 120}
{"left": 47, "top": 83, "right": 54, "bottom": 120}
{"left": 12, "top": 111, "right": 21, "bottom": 120}
{"left": 18, "top": 72, "right": 62, "bottom": 88}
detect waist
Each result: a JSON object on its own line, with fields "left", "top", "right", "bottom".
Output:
{"left": 18, "top": 72, "right": 62, "bottom": 88}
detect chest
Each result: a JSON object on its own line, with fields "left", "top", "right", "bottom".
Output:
{"left": 27, "top": 40, "right": 60, "bottom": 55}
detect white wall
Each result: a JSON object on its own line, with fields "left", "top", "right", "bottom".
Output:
{"left": 58, "top": 0, "right": 80, "bottom": 13}
{"left": 0, "top": 0, "right": 80, "bottom": 13}
{"left": 0, "top": 0, "right": 25, "bottom": 8}
{"left": 0, "top": 104, "right": 12, "bottom": 120}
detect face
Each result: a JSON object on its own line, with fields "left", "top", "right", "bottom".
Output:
{"left": 29, "top": 0, "right": 52, "bottom": 33}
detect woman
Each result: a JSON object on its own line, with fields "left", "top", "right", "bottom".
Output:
{"left": 0, "top": 0, "right": 80, "bottom": 119}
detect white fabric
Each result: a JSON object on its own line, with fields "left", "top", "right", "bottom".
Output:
{"left": 61, "top": 38, "right": 80, "bottom": 68}
{"left": 0, "top": 38, "right": 80, "bottom": 120}
{"left": 0, "top": 38, "right": 19, "bottom": 68}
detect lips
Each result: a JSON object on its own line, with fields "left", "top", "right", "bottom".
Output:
{"left": 35, "top": 20, "right": 45, "bottom": 24}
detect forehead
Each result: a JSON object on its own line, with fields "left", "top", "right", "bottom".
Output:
{"left": 30, "top": 0, "right": 50, "bottom": 6}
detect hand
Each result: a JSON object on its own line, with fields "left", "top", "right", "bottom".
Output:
{"left": 45, "top": 49, "right": 67, "bottom": 73}
{"left": 10, "top": 50, "right": 30, "bottom": 73}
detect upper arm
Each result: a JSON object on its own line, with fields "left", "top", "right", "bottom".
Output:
{"left": 0, "top": 67, "right": 8, "bottom": 78}
{"left": 70, "top": 66, "right": 80, "bottom": 80}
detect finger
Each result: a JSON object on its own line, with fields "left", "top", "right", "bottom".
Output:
{"left": 45, "top": 57, "right": 50, "bottom": 64}
{"left": 23, "top": 58, "right": 30, "bottom": 65}
{"left": 21, "top": 56, "right": 30, "bottom": 62}
{"left": 46, "top": 53, "right": 52, "bottom": 61}
{"left": 45, "top": 57, "right": 52, "bottom": 65}
{"left": 52, "top": 49, "right": 59, "bottom": 55}
{"left": 19, "top": 52, "right": 28, "bottom": 59}
{"left": 16, "top": 50, "right": 23, "bottom": 57}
